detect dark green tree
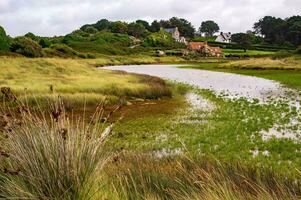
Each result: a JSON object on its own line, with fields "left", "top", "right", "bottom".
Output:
{"left": 39, "top": 38, "right": 51, "bottom": 48}
{"left": 0, "top": 26, "right": 9, "bottom": 51}
{"left": 232, "top": 33, "right": 252, "bottom": 52}
{"left": 136, "top": 20, "right": 151, "bottom": 31}
{"left": 168, "top": 17, "right": 195, "bottom": 38}
{"left": 24, "top": 32, "right": 37, "bottom": 41}
{"left": 83, "top": 26, "right": 98, "bottom": 34}
{"left": 111, "top": 21, "right": 128, "bottom": 34}
{"left": 127, "top": 22, "right": 148, "bottom": 38}
{"left": 199, "top": 20, "right": 220, "bottom": 37}
{"left": 150, "top": 20, "right": 161, "bottom": 32}
{"left": 94, "top": 19, "right": 112, "bottom": 31}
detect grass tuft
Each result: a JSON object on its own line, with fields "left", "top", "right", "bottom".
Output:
{"left": 0, "top": 100, "right": 116, "bottom": 199}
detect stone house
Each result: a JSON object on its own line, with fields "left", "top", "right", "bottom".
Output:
{"left": 188, "top": 42, "right": 223, "bottom": 57}
{"left": 164, "top": 27, "right": 187, "bottom": 44}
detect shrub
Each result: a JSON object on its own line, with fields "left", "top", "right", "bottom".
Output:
{"left": 50, "top": 43, "right": 79, "bottom": 57}
{"left": 143, "top": 29, "right": 184, "bottom": 48}
{"left": 24, "top": 32, "right": 37, "bottom": 41}
{"left": 83, "top": 26, "right": 98, "bottom": 34}
{"left": 39, "top": 38, "right": 51, "bottom": 48}
{"left": 0, "top": 101, "right": 115, "bottom": 199}
{"left": 0, "top": 26, "right": 9, "bottom": 51}
{"left": 10, "top": 37, "right": 42, "bottom": 57}
{"left": 295, "top": 45, "right": 301, "bottom": 54}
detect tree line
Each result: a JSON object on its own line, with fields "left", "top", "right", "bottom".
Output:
{"left": 0, "top": 15, "right": 301, "bottom": 57}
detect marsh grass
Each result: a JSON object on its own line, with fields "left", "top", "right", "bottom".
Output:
{"left": 222, "top": 57, "right": 301, "bottom": 70}
{"left": 105, "top": 153, "right": 301, "bottom": 200}
{"left": 0, "top": 57, "right": 173, "bottom": 109}
{"left": 0, "top": 99, "right": 119, "bottom": 199}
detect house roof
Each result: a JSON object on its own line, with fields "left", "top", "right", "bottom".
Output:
{"left": 164, "top": 27, "right": 178, "bottom": 33}
{"left": 220, "top": 32, "right": 231, "bottom": 41}
{"left": 188, "top": 42, "right": 208, "bottom": 50}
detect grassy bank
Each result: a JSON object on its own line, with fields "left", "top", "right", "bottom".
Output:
{"left": 222, "top": 49, "right": 277, "bottom": 56}
{"left": 0, "top": 56, "right": 186, "bottom": 109}
{"left": 107, "top": 85, "right": 301, "bottom": 175}
{"left": 1, "top": 101, "right": 300, "bottom": 200}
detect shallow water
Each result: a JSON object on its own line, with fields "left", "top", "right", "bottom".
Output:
{"left": 101, "top": 64, "right": 301, "bottom": 142}
{"left": 102, "top": 64, "right": 282, "bottom": 101}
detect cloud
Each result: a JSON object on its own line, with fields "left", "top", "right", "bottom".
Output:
{"left": 0, "top": 0, "right": 300, "bottom": 36}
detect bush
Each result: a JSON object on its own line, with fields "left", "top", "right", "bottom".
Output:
{"left": 83, "top": 26, "right": 98, "bottom": 34}
{"left": 39, "top": 38, "right": 51, "bottom": 48}
{"left": 0, "top": 26, "right": 9, "bottom": 51}
{"left": 295, "top": 45, "right": 301, "bottom": 54}
{"left": 50, "top": 44, "right": 79, "bottom": 57}
{"left": 10, "top": 37, "right": 42, "bottom": 57}
{"left": 143, "top": 29, "right": 184, "bottom": 48}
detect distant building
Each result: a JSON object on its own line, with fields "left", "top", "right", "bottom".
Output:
{"left": 164, "top": 27, "right": 187, "bottom": 44}
{"left": 188, "top": 41, "right": 208, "bottom": 51}
{"left": 188, "top": 42, "right": 223, "bottom": 58}
{"left": 215, "top": 32, "right": 232, "bottom": 43}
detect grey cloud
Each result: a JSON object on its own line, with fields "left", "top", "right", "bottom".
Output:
{"left": 0, "top": 0, "right": 300, "bottom": 36}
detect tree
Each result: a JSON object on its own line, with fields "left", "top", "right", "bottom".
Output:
{"left": 111, "top": 21, "right": 128, "bottom": 34}
{"left": 0, "top": 26, "right": 9, "bottom": 51}
{"left": 232, "top": 33, "right": 252, "bottom": 52}
{"left": 39, "top": 38, "right": 51, "bottom": 48}
{"left": 150, "top": 20, "right": 161, "bottom": 32}
{"left": 136, "top": 20, "right": 151, "bottom": 31}
{"left": 80, "top": 19, "right": 112, "bottom": 32}
{"left": 25, "top": 32, "right": 37, "bottom": 41}
{"left": 168, "top": 17, "right": 195, "bottom": 38}
{"left": 94, "top": 19, "right": 112, "bottom": 31}
{"left": 254, "top": 16, "right": 285, "bottom": 44}
{"left": 199, "top": 20, "right": 220, "bottom": 37}
{"left": 151, "top": 17, "right": 195, "bottom": 37}
{"left": 127, "top": 22, "right": 148, "bottom": 38}
{"left": 83, "top": 26, "right": 98, "bottom": 34}
{"left": 10, "top": 37, "right": 43, "bottom": 57}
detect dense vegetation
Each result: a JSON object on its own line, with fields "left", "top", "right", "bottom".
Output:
{"left": 254, "top": 16, "right": 301, "bottom": 47}
{"left": 0, "top": 26, "right": 10, "bottom": 51}
{"left": 1, "top": 14, "right": 301, "bottom": 58}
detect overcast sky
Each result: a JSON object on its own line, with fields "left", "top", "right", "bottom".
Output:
{"left": 0, "top": 0, "right": 300, "bottom": 37}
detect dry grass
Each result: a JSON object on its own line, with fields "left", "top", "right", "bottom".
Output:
{"left": 222, "top": 57, "right": 301, "bottom": 70}
{"left": 104, "top": 153, "right": 301, "bottom": 200}
{"left": 0, "top": 56, "right": 172, "bottom": 109}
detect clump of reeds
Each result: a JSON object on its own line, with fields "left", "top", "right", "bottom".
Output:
{"left": 0, "top": 99, "right": 120, "bottom": 199}
{"left": 137, "top": 74, "right": 172, "bottom": 99}
{"left": 105, "top": 153, "right": 301, "bottom": 200}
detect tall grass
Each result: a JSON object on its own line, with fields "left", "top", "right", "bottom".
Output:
{"left": 0, "top": 57, "right": 175, "bottom": 109}
{"left": 105, "top": 153, "right": 301, "bottom": 200}
{"left": 0, "top": 100, "right": 117, "bottom": 199}
{"left": 223, "top": 57, "right": 301, "bottom": 70}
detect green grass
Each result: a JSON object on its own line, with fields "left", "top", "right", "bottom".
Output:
{"left": 106, "top": 84, "right": 301, "bottom": 175}
{"left": 1, "top": 100, "right": 300, "bottom": 199}
{"left": 222, "top": 49, "right": 276, "bottom": 56}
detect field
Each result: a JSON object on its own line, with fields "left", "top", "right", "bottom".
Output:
{"left": 222, "top": 49, "right": 277, "bottom": 56}
{"left": 1, "top": 55, "right": 301, "bottom": 199}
